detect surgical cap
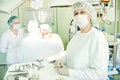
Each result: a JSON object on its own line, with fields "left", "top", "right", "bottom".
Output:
{"left": 72, "top": 1, "right": 96, "bottom": 20}
{"left": 40, "top": 24, "right": 52, "bottom": 32}
{"left": 8, "top": 16, "right": 18, "bottom": 26}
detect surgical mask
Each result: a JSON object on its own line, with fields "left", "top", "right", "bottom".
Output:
{"left": 13, "top": 24, "right": 20, "bottom": 30}
{"left": 74, "top": 14, "right": 89, "bottom": 28}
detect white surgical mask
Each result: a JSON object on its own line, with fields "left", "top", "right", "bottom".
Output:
{"left": 13, "top": 24, "right": 20, "bottom": 30}
{"left": 74, "top": 14, "right": 89, "bottom": 28}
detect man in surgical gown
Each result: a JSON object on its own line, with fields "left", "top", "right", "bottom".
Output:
{"left": 55, "top": 1, "right": 109, "bottom": 80}
{"left": 19, "top": 20, "right": 64, "bottom": 63}
{"left": 0, "top": 16, "right": 24, "bottom": 65}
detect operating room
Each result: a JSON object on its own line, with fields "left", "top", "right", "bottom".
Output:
{"left": 0, "top": 0, "right": 120, "bottom": 80}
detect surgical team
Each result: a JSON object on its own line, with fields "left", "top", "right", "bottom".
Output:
{"left": 0, "top": 1, "right": 116, "bottom": 80}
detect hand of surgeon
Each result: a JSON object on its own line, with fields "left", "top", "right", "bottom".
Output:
{"left": 54, "top": 60, "right": 69, "bottom": 76}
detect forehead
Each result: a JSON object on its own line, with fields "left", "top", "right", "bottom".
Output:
{"left": 74, "top": 7, "right": 87, "bottom": 13}
{"left": 73, "top": 7, "right": 91, "bottom": 16}
{"left": 13, "top": 18, "right": 20, "bottom": 23}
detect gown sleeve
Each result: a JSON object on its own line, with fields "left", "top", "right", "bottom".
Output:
{"left": 0, "top": 33, "right": 8, "bottom": 53}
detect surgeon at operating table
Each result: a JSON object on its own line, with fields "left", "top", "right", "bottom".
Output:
{"left": 19, "top": 20, "right": 64, "bottom": 63}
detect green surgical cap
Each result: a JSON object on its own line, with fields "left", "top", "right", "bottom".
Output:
{"left": 8, "top": 16, "right": 18, "bottom": 26}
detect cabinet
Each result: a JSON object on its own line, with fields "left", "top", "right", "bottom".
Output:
{"left": 53, "top": 7, "right": 73, "bottom": 49}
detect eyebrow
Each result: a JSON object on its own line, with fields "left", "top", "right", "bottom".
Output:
{"left": 74, "top": 10, "right": 87, "bottom": 14}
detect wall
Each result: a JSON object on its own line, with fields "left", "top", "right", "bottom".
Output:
{"left": 118, "top": 0, "right": 120, "bottom": 33}
{"left": 0, "top": 0, "right": 30, "bottom": 36}
{"left": 0, "top": 1, "right": 30, "bottom": 79}
{"left": 55, "top": 7, "right": 73, "bottom": 49}
{"left": 0, "top": 14, "right": 9, "bottom": 37}
{"left": 44, "top": 0, "right": 73, "bottom": 49}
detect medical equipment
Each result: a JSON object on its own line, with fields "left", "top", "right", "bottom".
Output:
{"left": 101, "top": 0, "right": 110, "bottom": 3}
{"left": 30, "top": 0, "right": 44, "bottom": 10}
{"left": 32, "top": 59, "right": 44, "bottom": 70}
{"left": 22, "top": 7, "right": 54, "bottom": 28}
{"left": 5, "top": 60, "right": 44, "bottom": 80}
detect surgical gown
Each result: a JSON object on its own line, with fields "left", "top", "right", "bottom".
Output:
{"left": 62, "top": 27, "right": 109, "bottom": 80}
{"left": 0, "top": 29, "right": 24, "bottom": 64}
{"left": 19, "top": 33, "right": 64, "bottom": 63}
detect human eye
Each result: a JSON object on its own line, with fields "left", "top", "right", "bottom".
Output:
{"left": 74, "top": 12, "right": 79, "bottom": 16}
{"left": 80, "top": 11, "right": 86, "bottom": 14}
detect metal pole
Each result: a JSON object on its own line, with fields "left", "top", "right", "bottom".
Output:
{"left": 55, "top": 8, "right": 58, "bottom": 33}
{"left": 113, "top": 0, "right": 118, "bottom": 68}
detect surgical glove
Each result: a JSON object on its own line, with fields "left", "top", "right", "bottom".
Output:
{"left": 57, "top": 65, "right": 69, "bottom": 76}
{"left": 54, "top": 60, "right": 63, "bottom": 68}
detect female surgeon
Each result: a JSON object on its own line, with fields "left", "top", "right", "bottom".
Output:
{"left": 0, "top": 16, "right": 24, "bottom": 65}
{"left": 55, "top": 1, "right": 109, "bottom": 80}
